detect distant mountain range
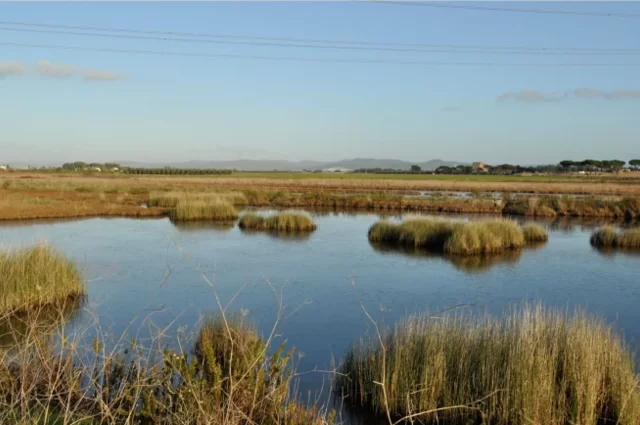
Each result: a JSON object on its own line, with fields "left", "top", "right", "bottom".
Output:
{"left": 118, "top": 158, "right": 463, "bottom": 172}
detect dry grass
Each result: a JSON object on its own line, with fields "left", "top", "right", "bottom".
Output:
{"left": 521, "top": 223, "right": 549, "bottom": 242}
{"left": 148, "top": 191, "right": 247, "bottom": 207}
{"left": 368, "top": 218, "right": 526, "bottom": 255}
{"left": 7, "top": 171, "right": 640, "bottom": 195}
{"left": 0, "top": 243, "right": 85, "bottom": 314}
{"left": 340, "top": 304, "right": 640, "bottom": 425}
{"left": 238, "top": 212, "right": 317, "bottom": 232}
{"left": 170, "top": 199, "right": 239, "bottom": 221}
{"left": 0, "top": 309, "right": 336, "bottom": 425}
{"left": 591, "top": 226, "right": 640, "bottom": 250}
{"left": 504, "top": 195, "right": 640, "bottom": 220}
{"left": 2, "top": 172, "right": 640, "bottom": 221}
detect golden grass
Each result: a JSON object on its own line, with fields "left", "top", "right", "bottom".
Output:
{"left": 238, "top": 212, "right": 317, "bottom": 232}
{"left": 504, "top": 195, "right": 640, "bottom": 220}
{"left": 0, "top": 311, "right": 335, "bottom": 425}
{"left": 368, "top": 218, "right": 526, "bottom": 255}
{"left": 591, "top": 226, "right": 640, "bottom": 250}
{"left": 521, "top": 222, "right": 549, "bottom": 242}
{"left": 170, "top": 199, "right": 239, "bottom": 221}
{"left": 340, "top": 304, "right": 640, "bottom": 425}
{"left": 148, "top": 191, "right": 247, "bottom": 207}
{"left": 0, "top": 243, "right": 85, "bottom": 314}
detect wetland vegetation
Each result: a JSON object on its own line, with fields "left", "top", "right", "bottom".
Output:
{"left": 590, "top": 226, "right": 640, "bottom": 250}
{"left": 339, "top": 305, "right": 640, "bottom": 425}
{"left": 238, "top": 212, "right": 317, "bottom": 232}
{"left": 0, "top": 243, "right": 85, "bottom": 314}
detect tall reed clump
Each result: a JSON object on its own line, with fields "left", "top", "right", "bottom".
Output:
{"left": 148, "top": 191, "right": 247, "bottom": 208}
{"left": 591, "top": 226, "right": 640, "bottom": 250}
{"left": 239, "top": 212, "right": 317, "bottom": 232}
{"left": 339, "top": 304, "right": 640, "bottom": 425}
{"left": 0, "top": 243, "right": 85, "bottom": 314}
{"left": 170, "top": 198, "right": 239, "bottom": 221}
{"left": 521, "top": 222, "right": 548, "bottom": 242}
{"left": 368, "top": 218, "right": 525, "bottom": 255}
{"left": 0, "top": 312, "right": 335, "bottom": 425}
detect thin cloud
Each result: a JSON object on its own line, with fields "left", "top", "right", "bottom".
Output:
{"left": 573, "top": 88, "right": 640, "bottom": 100}
{"left": 498, "top": 88, "right": 640, "bottom": 103}
{"left": 36, "top": 60, "right": 76, "bottom": 79}
{"left": 497, "top": 90, "right": 566, "bottom": 103}
{"left": 83, "top": 69, "right": 126, "bottom": 82}
{"left": 0, "top": 61, "right": 27, "bottom": 79}
{"left": 442, "top": 106, "right": 460, "bottom": 112}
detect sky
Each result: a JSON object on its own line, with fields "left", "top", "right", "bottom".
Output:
{"left": 0, "top": 1, "right": 639, "bottom": 165}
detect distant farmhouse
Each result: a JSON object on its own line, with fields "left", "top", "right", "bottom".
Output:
{"left": 472, "top": 162, "right": 489, "bottom": 173}
{"left": 0, "top": 164, "right": 8, "bottom": 171}
{"left": 322, "top": 167, "right": 352, "bottom": 173}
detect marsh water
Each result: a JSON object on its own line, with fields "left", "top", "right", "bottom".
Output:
{"left": 1, "top": 210, "right": 639, "bottom": 424}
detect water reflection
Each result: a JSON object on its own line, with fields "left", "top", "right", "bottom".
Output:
{"left": 239, "top": 228, "right": 313, "bottom": 242}
{"left": 171, "top": 220, "right": 236, "bottom": 233}
{"left": 0, "top": 298, "right": 84, "bottom": 349}
{"left": 369, "top": 242, "right": 523, "bottom": 274}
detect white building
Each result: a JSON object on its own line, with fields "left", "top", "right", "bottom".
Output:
{"left": 0, "top": 165, "right": 7, "bottom": 171}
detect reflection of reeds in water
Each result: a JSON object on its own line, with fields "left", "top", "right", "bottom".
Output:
{"left": 239, "top": 228, "right": 313, "bottom": 242}
{"left": 0, "top": 298, "right": 84, "bottom": 349}
{"left": 369, "top": 241, "right": 522, "bottom": 274}
{"left": 171, "top": 220, "right": 236, "bottom": 233}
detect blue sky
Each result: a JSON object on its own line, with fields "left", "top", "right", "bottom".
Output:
{"left": 1, "top": 2, "right": 639, "bottom": 165}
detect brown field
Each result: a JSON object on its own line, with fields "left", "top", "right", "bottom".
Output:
{"left": 3, "top": 171, "right": 640, "bottom": 195}
{"left": 1, "top": 171, "right": 639, "bottom": 221}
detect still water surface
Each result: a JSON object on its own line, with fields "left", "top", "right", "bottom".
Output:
{"left": 1, "top": 211, "right": 639, "bottom": 422}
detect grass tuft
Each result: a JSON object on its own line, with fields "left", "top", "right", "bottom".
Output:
{"left": 521, "top": 222, "right": 549, "bottom": 242}
{"left": 148, "top": 191, "right": 247, "bottom": 208}
{"left": 238, "top": 212, "right": 317, "bottom": 232}
{"left": 591, "top": 226, "right": 640, "bottom": 250}
{"left": 170, "top": 199, "right": 239, "bottom": 221}
{"left": 0, "top": 243, "right": 85, "bottom": 314}
{"left": 339, "top": 304, "right": 640, "bottom": 425}
{"left": 368, "top": 218, "right": 526, "bottom": 255}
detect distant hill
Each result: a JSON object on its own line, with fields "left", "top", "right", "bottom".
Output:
{"left": 118, "top": 158, "right": 463, "bottom": 172}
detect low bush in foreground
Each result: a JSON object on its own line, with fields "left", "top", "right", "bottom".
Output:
{"left": 340, "top": 305, "right": 640, "bottom": 425}
{"left": 0, "top": 243, "right": 85, "bottom": 314}
{"left": 521, "top": 222, "right": 548, "bottom": 242}
{"left": 170, "top": 199, "right": 239, "bottom": 221}
{"left": 0, "top": 313, "right": 335, "bottom": 425}
{"left": 239, "top": 212, "right": 317, "bottom": 232}
{"left": 591, "top": 225, "right": 640, "bottom": 250}
{"left": 368, "top": 218, "right": 526, "bottom": 255}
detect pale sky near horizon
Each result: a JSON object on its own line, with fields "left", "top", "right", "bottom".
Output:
{"left": 1, "top": 2, "right": 639, "bottom": 165}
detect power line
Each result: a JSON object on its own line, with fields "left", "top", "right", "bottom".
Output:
{"left": 0, "top": 20, "right": 638, "bottom": 54}
{"left": 370, "top": 1, "right": 640, "bottom": 18}
{"left": 2, "top": 41, "right": 639, "bottom": 67}
{"left": 2, "top": 26, "right": 638, "bottom": 57}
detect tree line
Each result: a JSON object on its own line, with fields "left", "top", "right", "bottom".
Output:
{"left": 123, "top": 168, "right": 232, "bottom": 175}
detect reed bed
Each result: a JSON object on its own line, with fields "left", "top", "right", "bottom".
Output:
{"left": 0, "top": 311, "right": 335, "bottom": 425}
{"left": 504, "top": 195, "right": 640, "bottom": 220}
{"left": 521, "top": 222, "right": 549, "bottom": 242}
{"left": 0, "top": 243, "right": 85, "bottom": 314}
{"left": 238, "top": 212, "right": 317, "bottom": 232}
{"left": 148, "top": 190, "right": 247, "bottom": 207}
{"left": 340, "top": 305, "right": 640, "bottom": 425}
{"left": 591, "top": 226, "right": 640, "bottom": 250}
{"left": 368, "top": 218, "right": 526, "bottom": 255}
{"left": 170, "top": 198, "right": 239, "bottom": 221}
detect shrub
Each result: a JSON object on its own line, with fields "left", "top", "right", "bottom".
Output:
{"left": 339, "top": 305, "right": 640, "bottom": 425}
